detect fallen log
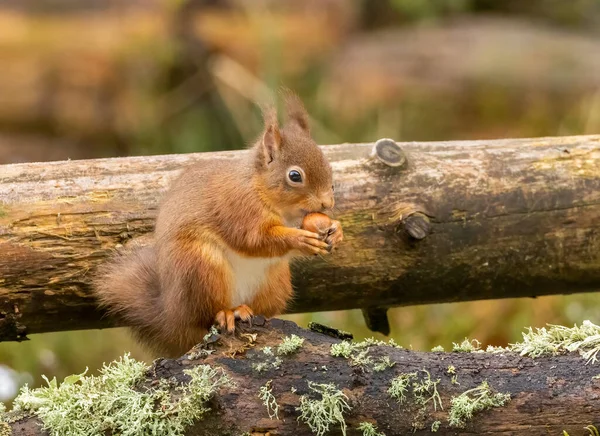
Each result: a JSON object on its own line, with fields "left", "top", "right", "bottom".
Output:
{"left": 7, "top": 318, "right": 600, "bottom": 435}
{"left": 1, "top": 135, "right": 600, "bottom": 341}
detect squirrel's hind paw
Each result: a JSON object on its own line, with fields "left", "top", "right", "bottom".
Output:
{"left": 215, "top": 305, "right": 254, "bottom": 332}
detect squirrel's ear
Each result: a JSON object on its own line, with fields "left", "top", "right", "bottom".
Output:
{"left": 258, "top": 104, "right": 281, "bottom": 165}
{"left": 262, "top": 123, "right": 281, "bottom": 164}
{"left": 282, "top": 88, "right": 310, "bottom": 134}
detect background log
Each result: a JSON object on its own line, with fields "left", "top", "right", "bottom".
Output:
{"left": 8, "top": 318, "right": 600, "bottom": 435}
{"left": 1, "top": 135, "right": 600, "bottom": 341}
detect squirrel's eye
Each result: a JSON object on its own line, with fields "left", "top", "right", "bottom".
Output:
{"left": 288, "top": 170, "right": 303, "bottom": 183}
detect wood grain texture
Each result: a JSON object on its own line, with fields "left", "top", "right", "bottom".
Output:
{"left": 9, "top": 318, "right": 600, "bottom": 435}
{"left": 1, "top": 135, "right": 600, "bottom": 340}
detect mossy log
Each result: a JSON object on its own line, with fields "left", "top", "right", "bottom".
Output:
{"left": 1, "top": 135, "right": 600, "bottom": 341}
{"left": 9, "top": 318, "right": 600, "bottom": 435}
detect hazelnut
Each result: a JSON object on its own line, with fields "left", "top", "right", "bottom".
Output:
{"left": 301, "top": 212, "right": 333, "bottom": 235}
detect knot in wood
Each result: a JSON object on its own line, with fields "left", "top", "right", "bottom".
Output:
{"left": 403, "top": 212, "right": 431, "bottom": 240}
{"left": 371, "top": 138, "right": 406, "bottom": 167}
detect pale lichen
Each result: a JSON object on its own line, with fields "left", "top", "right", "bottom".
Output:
{"left": 448, "top": 381, "right": 510, "bottom": 428}
{"left": 431, "top": 345, "right": 445, "bottom": 352}
{"left": 252, "top": 362, "right": 269, "bottom": 373}
{"left": 447, "top": 365, "right": 459, "bottom": 385}
{"left": 452, "top": 338, "right": 481, "bottom": 353}
{"left": 330, "top": 341, "right": 355, "bottom": 358}
{"left": 297, "top": 382, "right": 350, "bottom": 436}
{"left": 373, "top": 356, "right": 396, "bottom": 372}
{"left": 258, "top": 380, "right": 279, "bottom": 420}
{"left": 10, "top": 353, "right": 232, "bottom": 436}
{"left": 331, "top": 339, "right": 398, "bottom": 371}
{"left": 0, "top": 403, "right": 10, "bottom": 436}
{"left": 431, "top": 420, "right": 441, "bottom": 432}
{"left": 412, "top": 370, "right": 443, "bottom": 411}
{"left": 202, "top": 326, "right": 219, "bottom": 342}
{"left": 350, "top": 349, "right": 373, "bottom": 367}
{"left": 277, "top": 335, "right": 305, "bottom": 355}
{"left": 357, "top": 421, "right": 385, "bottom": 436}
{"left": 388, "top": 372, "right": 417, "bottom": 404}
{"left": 509, "top": 320, "right": 600, "bottom": 363}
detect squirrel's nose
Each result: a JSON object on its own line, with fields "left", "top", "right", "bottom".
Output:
{"left": 320, "top": 194, "right": 335, "bottom": 210}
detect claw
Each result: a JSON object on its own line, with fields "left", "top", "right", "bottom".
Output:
{"left": 215, "top": 305, "right": 254, "bottom": 333}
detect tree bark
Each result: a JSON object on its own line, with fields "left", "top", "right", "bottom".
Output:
{"left": 8, "top": 318, "right": 600, "bottom": 435}
{"left": 1, "top": 135, "right": 600, "bottom": 341}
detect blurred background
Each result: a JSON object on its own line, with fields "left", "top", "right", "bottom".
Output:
{"left": 1, "top": 0, "right": 600, "bottom": 405}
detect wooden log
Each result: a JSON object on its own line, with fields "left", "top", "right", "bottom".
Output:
{"left": 1, "top": 135, "right": 600, "bottom": 341}
{"left": 8, "top": 318, "right": 600, "bottom": 435}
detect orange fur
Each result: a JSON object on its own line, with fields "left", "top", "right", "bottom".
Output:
{"left": 92, "top": 91, "right": 342, "bottom": 357}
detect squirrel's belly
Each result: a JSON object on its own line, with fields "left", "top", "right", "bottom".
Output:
{"left": 225, "top": 250, "right": 284, "bottom": 307}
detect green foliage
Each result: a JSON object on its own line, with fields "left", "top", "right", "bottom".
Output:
{"left": 357, "top": 421, "right": 386, "bottom": 436}
{"left": 297, "top": 382, "right": 350, "bottom": 436}
{"left": 448, "top": 381, "right": 510, "bottom": 428}
{"left": 277, "top": 335, "right": 305, "bottom": 356}
{"left": 10, "top": 354, "right": 232, "bottom": 436}
{"left": 258, "top": 381, "right": 279, "bottom": 420}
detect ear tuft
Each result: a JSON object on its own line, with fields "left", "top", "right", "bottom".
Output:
{"left": 280, "top": 88, "right": 310, "bottom": 134}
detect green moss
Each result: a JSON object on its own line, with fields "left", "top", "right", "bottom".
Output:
{"left": 357, "top": 421, "right": 385, "bottom": 436}
{"left": 10, "top": 353, "right": 232, "bottom": 436}
{"left": 297, "top": 382, "right": 350, "bottom": 436}
{"left": 431, "top": 345, "right": 445, "bottom": 352}
{"left": 431, "top": 420, "right": 441, "bottom": 432}
{"left": 277, "top": 335, "right": 305, "bottom": 355}
{"left": 258, "top": 380, "right": 279, "bottom": 420}
{"left": 448, "top": 381, "right": 510, "bottom": 428}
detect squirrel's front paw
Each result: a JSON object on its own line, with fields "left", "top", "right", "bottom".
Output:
{"left": 324, "top": 220, "right": 343, "bottom": 250}
{"left": 293, "top": 229, "right": 331, "bottom": 256}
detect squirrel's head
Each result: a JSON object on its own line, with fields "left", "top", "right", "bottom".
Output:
{"left": 253, "top": 91, "right": 334, "bottom": 224}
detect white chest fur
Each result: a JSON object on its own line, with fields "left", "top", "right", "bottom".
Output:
{"left": 225, "top": 250, "right": 283, "bottom": 307}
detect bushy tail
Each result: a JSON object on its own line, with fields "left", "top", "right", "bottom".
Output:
{"left": 93, "top": 244, "right": 166, "bottom": 355}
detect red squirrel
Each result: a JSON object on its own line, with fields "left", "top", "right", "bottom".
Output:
{"left": 93, "top": 93, "right": 343, "bottom": 357}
